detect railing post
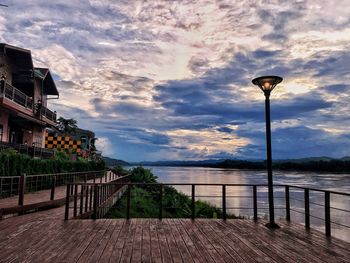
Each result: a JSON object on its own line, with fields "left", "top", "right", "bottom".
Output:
{"left": 159, "top": 184, "right": 163, "bottom": 220}
{"left": 93, "top": 185, "right": 98, "bottom": 220}
{"left": 253, "top": 185, "right": 258, "bottom": 221}
{"left": 285, "top": 185, "right": 290, "bottom": 221}
{"left": 304, "top": 189, "right": 310, "bottom": 229}
{"left": 80, "top": 185, "right": 84, "bottom": 215}
{"left": 64, "top": 184, "right": 70, "bottom": 220}
{"left": 127, "top": 184, "right": 131, "bottom": 220}
{"left": 191, "top": 184, "right": 195, "bottom": 220}
{"left": 18, "top": 173, "right": 26, "bottom": 206}
{"left": 222, "top": 185, "right": 226, "bottom": 220}
{"left": 50, "top": 175, "right": 56, "bottom": 200}
{"left": 325, "top": 191, "right": 331, "bottom": 237}
{"left": 73, "top": 184, "right": 78, "bottom": 217}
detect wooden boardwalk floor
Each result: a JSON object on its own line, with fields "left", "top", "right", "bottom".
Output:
{"left": 0, "top": 207, "right": 349, "bottom": 263}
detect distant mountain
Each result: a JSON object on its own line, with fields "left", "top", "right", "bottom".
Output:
{"left": 273, "top": 157, "right": 335, "bottom": 163}
{"left": 132, "top": 159, "right": 225, "bottom": 167}
{"left": 102, "top": 156, "right": 130, "bottom": 167}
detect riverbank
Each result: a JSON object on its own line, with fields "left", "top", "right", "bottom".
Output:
{"left": 105, "top": 166, "right": 239, "bottom": 219}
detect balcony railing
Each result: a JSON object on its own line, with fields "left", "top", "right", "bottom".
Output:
{"left": 41, "top": 106, "right": 57, "bottom": 122}
{"left": 0, "top": 81, "right": 57, "bottom": 122}
{"left": 1, "top": 82, "right": 33, "bottom": 109}
{"left": 0, "top": 141, "right": 54, "bottom": 159}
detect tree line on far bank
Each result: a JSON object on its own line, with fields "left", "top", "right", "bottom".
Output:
{"left": 209, "top": 159, "right": 350, "bottom": 173}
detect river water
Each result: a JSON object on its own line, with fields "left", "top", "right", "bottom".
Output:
{"left": 139, "top": 166, "right": 350, "bottom": 242}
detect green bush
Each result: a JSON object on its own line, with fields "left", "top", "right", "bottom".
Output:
{"left": 106, "top": 166, "right": 236, "bottom": 219}
{"left": 0, "top": 151, "right": 105, "bottom": 176}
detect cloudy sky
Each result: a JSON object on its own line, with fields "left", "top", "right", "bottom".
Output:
{"left": 1, "top": 0, "right": 350, "bottom": 162}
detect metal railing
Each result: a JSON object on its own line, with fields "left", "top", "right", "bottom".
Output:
{"left": 41, "top": 106, "right": 56, "bottom": 122}
{"left": 0, "top": 81, "right": 56, "bottom": 122}
{"left": 64, "top": 175, "right": 130, "bottom": 220}
{"left": 63, "top": 182, "right": 350, "bottom": 239}
{"left": 0, "top": 141, "right": 54, "bottom": 159}
{"left": 1, "top": 82, "right": 33, "bottom": 109}
{"left": 0, "top": 170, "right": 106, "bottom": 200}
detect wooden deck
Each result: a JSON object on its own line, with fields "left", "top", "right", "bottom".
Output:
{"left": 0, "top": 206, "right": 349, "bottom": 263}
{"left": 0, "top": 174, "right": 116, "bottom": 218}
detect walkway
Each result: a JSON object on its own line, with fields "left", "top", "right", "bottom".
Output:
{"left": 0, "top": 207, "right": 349, "bottom": 263}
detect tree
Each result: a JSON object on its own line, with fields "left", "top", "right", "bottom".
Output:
{"left": 56, "top": 117, "right": 78, "bottom": 134}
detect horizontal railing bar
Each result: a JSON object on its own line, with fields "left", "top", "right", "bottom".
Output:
{"left": 288, "top": 185, "right": 350, "bottom": 196}
{"left": 61, "top": 182, "right": 350, "bottom": 197}
{"left": 309, "top": 214, "right": 325, "bottom": 221}
{"left": 290, "top": 208, "right": 305, "bottom": 214}
{"left": 0, "top": 170, "right": 105, "bottom": 179}
{"left": 329, "top": 207, "right": 350, "bottom": 213}
{"left": 330, "top": 221, "right": 350, "bottom": 229}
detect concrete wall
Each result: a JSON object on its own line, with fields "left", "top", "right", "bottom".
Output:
{"left": 33, "top": 126, "right": 45, "bottom": 147}
{"left": 0, "top": 110, "right": 9, "bottom": 142}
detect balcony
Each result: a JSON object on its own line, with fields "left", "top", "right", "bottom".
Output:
{"left": 41, "top": 106, "right": 57, "bottom": 122}
{"left": 0, "top": 141, "right": 54, "bottom": 159}
{"left": 0, "top": 81, "right": 57, "bottom": 123}
{"left": 1, "top": 82, "right": 33, "bottom": 109}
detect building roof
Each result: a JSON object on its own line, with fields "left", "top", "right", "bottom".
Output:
{"left": 0, "top": 43, "right": 34, "bottom": 70}
{"left": 34, "top": 68, "right": 59, "bottom": 96}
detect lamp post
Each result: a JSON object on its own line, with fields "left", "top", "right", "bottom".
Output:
{"left": 252, "top": 75, "right": 283, "bottom": 229}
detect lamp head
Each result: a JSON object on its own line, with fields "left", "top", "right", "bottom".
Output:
{"left": 252, "top": 75, "right": 283, "bottom": 94}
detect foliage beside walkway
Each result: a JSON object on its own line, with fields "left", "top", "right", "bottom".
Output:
{"left": 106, "top": 166, "right": 238, "bottom": 219}
{"left": 0, "top": 149, "right": 105, "bottom": 176}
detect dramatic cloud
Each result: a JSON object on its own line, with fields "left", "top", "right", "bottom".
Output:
{"left": 1, "top": 0, "right": 350, "bottom": 161}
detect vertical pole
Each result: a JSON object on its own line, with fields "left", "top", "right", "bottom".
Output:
{"left": 264, "top": 92, "right": 277, "bottom": 228}
{"left": 159, "top": 184, "right": 163, "bottom": 220}
{"left": 253, "top": 185, "right": 258, "bottom": 221}
{"left": 64, "top": 184, "right": 70, "bottom": 220}
{"left": 18, "top": 173, "right": 25, "bottom": 206}
{"left": 325, "top": 191, "right": 331, "bottom": 237}
{"left": 222, "top": 185, "right": 226, "bottom": 220}
{"left": 50, "top": 176, "right": 56, "bottom": 201}
{"left": 93, "top": 185, "right": 98, "bottom": 219}
{"left": 304, "top": 189, "right": 310, "bottom": 229}
{"left": 285, "top": 185, "right": 290, "bottom": 221}
{"left": 80, "top": 185, "right": 84, "bottom": 215}
{"left": 85, "top": 185, "right": 89, "bottom": 213}
{"left": 127, "top": 184, "right": 131, "bottom": 220}
{"left": 191, "top": 184, "right": 195, "bottom": 220}
{"left": 73, "top": 184, "right": 78, "bottom": 217}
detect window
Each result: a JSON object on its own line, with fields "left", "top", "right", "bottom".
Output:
{"left": 0, "top": 125, "right": 3, "bottom": 142}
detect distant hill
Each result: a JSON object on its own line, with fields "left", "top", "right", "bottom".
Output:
{"left": 102, "top": 156, "right": 130, "bottom": 167}
{"left": 132, "top": 159, "right": 225, "bottom": 167}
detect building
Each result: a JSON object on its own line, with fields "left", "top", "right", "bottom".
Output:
{"left": 45, "top": 128, "right": 101, "bottom": 159}
{"left": 0, "top": 43, "right": 59, "bottom": 150}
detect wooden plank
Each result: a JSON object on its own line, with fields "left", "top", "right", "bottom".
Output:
{"left": 227, "top": 220, "right": 311, "bottom": 263}
{"left": 141, "top": 219, "right": 152, "bottom": 263}
{"left": 172, "top": 219, "right": 205, "bottom": 263}
{"left": 98, "top": 219, "right": 125, "bottom": 262}
{"left": 120, "top": 219, "right": 137, "bottom": 263}
{"left": 196, "top": 219, "right": 245, "bottom": 263}
{"left": 162, "top": 219, "right": 183, "bottom": 263}
{"left": 166, "top": 219, "right": 194, "bottom": 263}
{"left": 131, "top": 218, "right": 143, "bottom": 263}
{"left": 76, "top": 219, "right": 113, "bottom": 263}
{"left": 149, "top": 219, "right": 163, "bottom": 263}
{"left": 179, "top": 219, "right": 221, "bottom": 263}
{"left": 156, "top": 220, "right": 173, "bottom": 263}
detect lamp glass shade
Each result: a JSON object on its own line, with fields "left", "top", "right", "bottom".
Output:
{"left": 252, "top": 76, "right": 283, "bottom": 92}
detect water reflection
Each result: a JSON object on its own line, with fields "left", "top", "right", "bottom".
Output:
{"left": 142, "top": 166, "right": 350, "bottom": 242}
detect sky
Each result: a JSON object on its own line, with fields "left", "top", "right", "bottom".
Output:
{"left": 1, "top": 0, "right": 350, "bottom": 162}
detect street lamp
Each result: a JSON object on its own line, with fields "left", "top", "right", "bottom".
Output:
{"left": 252, "top": 75, "right": 283, "bottom": 229}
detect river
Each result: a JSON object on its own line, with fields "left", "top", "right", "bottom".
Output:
{"left": 134, "top": 166, "right": 350, "bottom": 242}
